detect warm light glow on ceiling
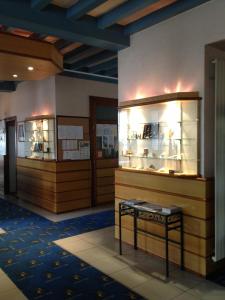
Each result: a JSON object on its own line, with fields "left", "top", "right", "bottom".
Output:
{"left": 27, "top": 66, "right": 34, "bottom": 71}
{"left": 12, "top": 74, "right": 18, "bottom": 78}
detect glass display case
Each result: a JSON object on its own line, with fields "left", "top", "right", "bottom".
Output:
{"left": 25, "top": 117, "right": 56, "bottom": 160}
{"left": 119, "top": 97, "right": 200, "bottom": 175}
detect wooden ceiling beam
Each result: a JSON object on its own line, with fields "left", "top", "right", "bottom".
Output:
{"left": 98, "top": 0, "right": 158, "bottom": 29}
{"left": 67, "top": 0, "right": 107, "bottom": 21}
{"left": 124, "top": 0, "right": 211, "bottom": 35}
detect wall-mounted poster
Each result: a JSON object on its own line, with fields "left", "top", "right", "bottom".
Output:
{"left": 58, "top": 125, "right": 83, "bottom": 140}
{"left": 0, "top": 120, "right": 6, "bottom": 156}
{"left": 79, "top": 141, "right": 90, "bottom": 159}
{"left": 57, "top": 116, "right": 90, "bottom": 161}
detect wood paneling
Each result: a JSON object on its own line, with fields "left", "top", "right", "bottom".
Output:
{"left": 116, "top": 169, "right": 212, "bottom": 199}
{"left": 56, "top": 170, "right": 91, "bottom": 182}
{"left": 96, "top": 158, "right": 116, "bottom": 205}
{"left": 17, "top": 158, "right": 56, "bottom": 172}
{"left": 0, "top": 32, "right": 63, "bottom": 81}
{"left": 115, "top": 215, "right": 213, "bottom": 257}
{"left": 17, "top": 158, "right": 91, "bottom": 213}
{"left": 56, "top": 189, "right": 91, "bottom": 202}
{"left": 56, "top": 160, "right": 91, "bottom": 172}
{"left": 52, "top": 0, "right": 79, "bottom": 8}
{"left": 97, "top": 193, "right": 115, "bottom": 204}
{"left": 115, "top": 226, "right": 208, "bottom": 276}
{"left": 96, "top": 159, "right": 118, "bottom": 168}
{"left": 56, "top": 198, "right": 90, "bottom": 213}
{"left": 115, "top": 168, "right": 214, "bottom": 276}
{"left": 88, "top": 0, "right": 127, "bottom": 17}
{"left": 118, "top": 0, "right": 177, "bottom": 26}
{"left": 97, "top": 168, "right": 115, "bottom": 177}
{"left": 17, "top": 166, "right": 56, "bottom": 182}
{"left": 97, "top": 176, "right": 114, "bottom": 186}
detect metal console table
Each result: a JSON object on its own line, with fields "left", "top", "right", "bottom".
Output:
{"left": 119, "top": 200, "right": 184, "bottom": 277}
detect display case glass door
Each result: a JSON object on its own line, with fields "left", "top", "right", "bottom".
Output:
{"left": 119, "top": 97, "right": 199, "bottom": 175}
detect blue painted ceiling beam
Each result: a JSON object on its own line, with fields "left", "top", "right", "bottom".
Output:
{"left": 61, "top": 70, "right": 118, "bottom": 84}
{"left": 104, "top": 67, "right": 118, "bottom": 77}
{"left": 0, "top": 0, "right": 129, "bottom": 51}
{"left": 124, "top": 0, "right": 212, "bottom": 35}
{"left": 65, "top": 50, "right": 117, "bottom": 70}
{"left": 89, "top": 58, "right": 117, "bottom": 73}
{"left": 64, "top": 46, "right": 102, "bottom": 64}
{"left": 67, "top": 0, "right": 107, "bottom": 21}
{"left": 31, "top": 0, "right": 52, "bottom": 10}
{"left": 98, "top": 0, "right": 158, "bottom": 29}
{"left": 64, "top": 45, "right": 91, "bottom": 61}
{"left": 0, "top": 81, "right": 17, "bottom": 92}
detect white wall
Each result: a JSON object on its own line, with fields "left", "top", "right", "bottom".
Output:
{"left": 0, "top": 77, "right": 56, "bottom": 121}
{"left": 118, "top": 0, "right": 225, "bottom": 101}
{"left": 0, "top": 75, "right": 117, "bottom": 121}
{"left": 55, "top": 75, "right": 118, "bottom": 117}
{"left": 118, "top": 0, "right": 225, "bottom": 176}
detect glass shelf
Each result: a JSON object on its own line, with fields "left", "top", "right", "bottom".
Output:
{"left": 119, "top": 99, "right": 199, "bottom": 175}
{"left": 25, "top": 118, "right": 56, "bottom": 160}
{"left": 122, "top": 154, "right": 181, "bottom": 160}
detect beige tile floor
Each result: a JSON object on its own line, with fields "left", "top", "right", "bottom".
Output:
{"left": 56, "top": 226, "right": 225, "bottom": 300}
{"left": 0, "top": 269, "right": 27, "bottom": 300}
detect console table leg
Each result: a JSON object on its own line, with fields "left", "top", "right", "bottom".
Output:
{"left": 165, "top": 219, "right": 169, "bottom": 278}
{"left": 180, "top": 214, "right": 184, "bottom": 270}
{"left": 134, "top": 210, "right": 137, "bottom": 250}
{"left": 119, "top": 203, "right": 122, "bottom": 255}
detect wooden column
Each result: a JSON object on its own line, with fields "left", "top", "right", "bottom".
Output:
{"left": 115, "top": 168, "right": 214, "bottom": 276}
{"left": 17, "top": 158, "right": 91, "bottom": 213}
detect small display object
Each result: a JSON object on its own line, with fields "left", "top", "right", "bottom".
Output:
{"left": 119, "top": 94, "right": 200, "bottom": 175}
{"left": 25, "top": 117, "right": 55, "bottom": 160}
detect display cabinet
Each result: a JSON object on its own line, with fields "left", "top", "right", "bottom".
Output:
{"left": 118, "top": 92, "right": 201, "bottom": 176}
{"left": 25, "top": 116, "right": 56, "bottom": 160}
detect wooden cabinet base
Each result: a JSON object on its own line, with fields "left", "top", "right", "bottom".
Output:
{"left": 17, "top": 158, "right": 91, "bottom": 213}
{"left": 115, "top": 168, "right": 215, "bottom": 277}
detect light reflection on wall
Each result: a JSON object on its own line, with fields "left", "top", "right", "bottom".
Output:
{"left": 164, "top": 81, "right": 193, "bottom": 94}
{"left": 31, "top": 106, "right": 51, "bottom": 118}
{"left": 131, "top": 81, "right": 194, "bottom": 101}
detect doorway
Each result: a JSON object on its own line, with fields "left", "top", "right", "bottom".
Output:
{"left": 5, "top": 118, "right": 17, "bottom": 194}
{"left": 89, "top": 96, "right": 118, "bottom": 207}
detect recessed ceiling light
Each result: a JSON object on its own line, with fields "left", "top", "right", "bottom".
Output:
{"left": 27, "top": 66, "right": 34, "bottom": 71}
{"left": 13, "top": 74, "right": 18, "bottom": 78}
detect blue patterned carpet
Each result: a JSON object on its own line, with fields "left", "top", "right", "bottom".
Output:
{"left": 0, "top": 199, "right": 144, "bottom": 300}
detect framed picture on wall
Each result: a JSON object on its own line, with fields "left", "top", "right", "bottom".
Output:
{"left": 18, "top": 122, "right": 25, "bottom": 142}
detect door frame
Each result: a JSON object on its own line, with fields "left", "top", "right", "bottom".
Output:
{"left": 89, "top": 96, "right": 118, "bottom": 206}
{"left": 4, "top": 116, "right": 17, "bottom": 194}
